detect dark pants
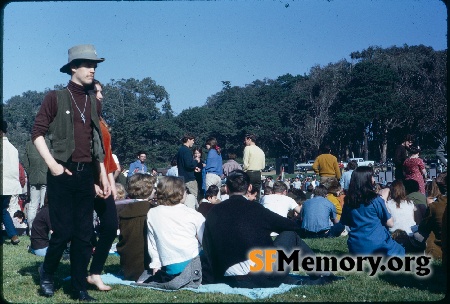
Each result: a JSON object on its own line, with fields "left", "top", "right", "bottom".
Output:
{"left": 90, "top": 194, "right": 118, "bottom": 275}
{"left": 300, "top": 223, "right": 345, "bottom": 238}
{"left": 43, "top": 163, "right": 95, "bottom": 292}
{"left": 246, "top": 171, "right": 262, "bottom": 203}
{"left": 1, "top": 195, "right": 17, "bottom": 238}
{"left": 220, "top": 231, "right": 315, "bottom": 288}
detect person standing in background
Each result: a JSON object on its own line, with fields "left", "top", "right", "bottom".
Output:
{"left": 176, "top": 134, "right": 201, "bottom": 199}
{"left": 24, "top": 138, "right": 50, "bottom": 235}
{"left": 242, "top": 133, "right": 265, "bottom": 203}
{"left": 394, "top": 134, "right": 413, "bottom": 181}
{"left": 1, "top": 120, "right": 21, "bottom": 245}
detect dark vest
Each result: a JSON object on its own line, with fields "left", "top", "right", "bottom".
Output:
{"left": 48, "top": 89, "right": 105, "bottom": 163}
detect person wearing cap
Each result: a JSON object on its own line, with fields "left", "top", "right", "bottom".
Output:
{"left": 1, "top": 120, "right": 22, "bottom": 246}
{"left": 32, "top": 44, "right": 110, "bottom": 301}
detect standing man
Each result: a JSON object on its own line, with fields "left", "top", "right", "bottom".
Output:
{"left": 127, "top": 151, "right": 148, "bottom": 177}
{"left": 393, "top": 134, "right": 413, "bottom": 180}
{"left": 312, "top": 144, "right": 341, "bottom": 185}
{"left": 242, "top": 133, "right": 265, "bottom": 203}
{"left": 1, "top": 120, "right": 21, "bottom": 245}
{"left": 24, "top": 138, "right": 50, "bottom": 235}
{"left": 32, "top": 44, "right": 110, "bottom": 301}
{"left": 176, "top": 134, "right": 200, "bottom": 199}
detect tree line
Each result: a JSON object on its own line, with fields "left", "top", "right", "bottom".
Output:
{"left": 2, "top": 44, "right": 447, "bottom": 169}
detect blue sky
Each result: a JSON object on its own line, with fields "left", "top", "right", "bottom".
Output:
{"left": 2, "top": 0, "right": 447, "bottom": 114}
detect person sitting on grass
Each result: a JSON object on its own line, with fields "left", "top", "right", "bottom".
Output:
{"left": 261, "top": 181, "right": 301, "bottom": 219}
{"left": 300, "top": 185, "right": 345, "bottom": 238}
{"left": 325, "top": 179, "right": 343, "bottom": 220}
{"left": 340, "top": 166, "right": 405, "bottom": 256}
{"left": 246, "top": 186, "right": 259, "bottom": 201}
{"left": 116, "top": 173, "right": 157, "bottom": 282}
{"left": 137, "top": 176, "right": 205, "bottom": 290}
{"left": 385, "top": 180, "right": 416, "bottom": 236}
{"left": 198, "top": 185, "right": 220, "bottom": 217}
{"left": 29, "top": 194, "right": 52, "bottom": 257}
{"left": 413, "top": 171, "right": 447, "bottom": 260}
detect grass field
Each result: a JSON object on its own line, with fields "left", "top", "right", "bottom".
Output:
{"left": 2, "top": 235, "right": 447, "bottom": 303}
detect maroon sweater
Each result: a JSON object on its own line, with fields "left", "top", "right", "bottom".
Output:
{"left": 32, "top": 81, "right": 98, "bottom": 163}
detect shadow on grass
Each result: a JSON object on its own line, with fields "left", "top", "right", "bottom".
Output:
{"left": 377, "top": 263, "right": 447, "bottom": 294}
{"left": 18, "top": 261, "right": 75, "bottom": 295}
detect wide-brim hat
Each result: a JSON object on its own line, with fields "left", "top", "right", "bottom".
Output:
{"left": 60, "top": 44, "right": 105, "bottom": 74}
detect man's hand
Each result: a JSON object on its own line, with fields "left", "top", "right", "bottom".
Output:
{"left": 49, "top": 163, "right": 72, "bottom": 176}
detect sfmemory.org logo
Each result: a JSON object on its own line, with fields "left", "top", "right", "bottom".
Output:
{"left": 249, "top": 249, "right": 432, "bottom": 277}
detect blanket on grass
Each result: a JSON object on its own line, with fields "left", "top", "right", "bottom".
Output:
{"left": 99, "top": 273, "right": 303, "bottom": 300}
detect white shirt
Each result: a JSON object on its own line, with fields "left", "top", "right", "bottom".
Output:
{"left": 292, "top": 180, "right": 302, "bottom": 189}
{"left": 261, "top": 194, "right": 299, "bottom": 217}
{"left": 147, "top": 204, "right": 205, "bottom": 269}
{"left": 261, "top": 193, "right": 299, "bottom": 236}
{"left": 2, "top": 137, "right": 22, "bottom": 195}
{"left": 386, "top": 199, "right": 416, "bottom": 235}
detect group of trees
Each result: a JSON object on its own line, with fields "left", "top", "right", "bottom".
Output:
{"left": 2, "top": 44, "right": 447, "bottom": 169}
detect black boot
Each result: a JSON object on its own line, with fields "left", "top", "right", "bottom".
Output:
{"left": 38, "top": 264, "right": 54, "bottom": 297}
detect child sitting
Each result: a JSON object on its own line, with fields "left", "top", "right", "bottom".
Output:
{"left": 116, "top": 173, "right": 157, "bottom": 281}
{"left": 325, "top": 179, "right": 343, "bottom": 220}
{"left": 138, "top": 176, "right": 205, "bottom": 289}
{"left": 198, "top": 185, "right": 220, "bottom": 217}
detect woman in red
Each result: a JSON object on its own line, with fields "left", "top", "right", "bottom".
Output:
{"left": 403, "top": 146, "right": 427, "bottom": 194}
{"left": 86, "top": 80, "right": 119, "bottom": 291}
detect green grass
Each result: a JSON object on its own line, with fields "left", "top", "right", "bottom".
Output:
{"left": 2, "top": 235, "right": 447, "bottom": 302}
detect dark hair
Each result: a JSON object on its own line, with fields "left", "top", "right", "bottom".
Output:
{"left": 344, "top": 166, "right": 378, "bottom": 208}
{"left": 226, "top": 170, "right": 250, "bottom": 194}
{"left": 404, "top": 134, "right": 414, "bottom": 142}
{"left": 306, "top": 184, "right": 314, "bottom": 192}
{"left": 347, "top": 160, "right": 358, "bottom": 170}
{"left": 137, "top": 151, "right": 146, "bottom": 157}
{"left": 181, "top": 134, "right": 195, "bottom": 143}
{"left": 291, "top": 188, "right": 307, "bottom": 204}
{"left": 170, "top": 158, "right": 177, "bottom": 167}
{"left": 313, "top": 185, "right": 328, "bottom": 197}
{"left": 206, "top": 137, "right": 221, "bottom": 155}
{"left": 264, "top": 185, "right": 273, "bottom": 195}
{"left": 205, "top": 185, "right": 220, "bottom": 199}
{"left": 272, "top": 181, "right": 288, "bottom": 193}
{"left": 326, "top": 179, "right": 341, "bottom": 196}
{"left": 389, "top": 180, "right": 409, "bottom": 208}
{"left": 319, "top": 144, "right": 331, "bottom": 154}
{"left": 435, "top": 171, "right": 447, "bottom": 195}
{"left": 409, "top": 146, "right": 421, "bottom": 155}
{"left": 193, "top": 147, "right": 202, "bottom": 155}
{"left": 13, "top": 210, "right": 25, "bottom": 219}
{"left": 403, "top": 179, "right": 420, "bottom": 194}
{"left": 245, "top": 133, "right": 257, "bottom": 143}
{"left": 227, "top": 153, "right": 237, "bottom": 160}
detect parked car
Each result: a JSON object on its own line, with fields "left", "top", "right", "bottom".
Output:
{"left": 262, "top": 165, "right": 275, "bottom": 172}
{"left": 295, "top": 160, "right": 315, "bottom": 172}
{"left": 348, "top": 158, "right": 375, "bottom": 167}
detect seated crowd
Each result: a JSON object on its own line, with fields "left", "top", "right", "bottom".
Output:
{"left": 18, "top": 163, "right": 447, "bottom": 290}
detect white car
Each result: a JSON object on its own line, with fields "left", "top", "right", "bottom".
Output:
{"left": 296, "top": 160, "right": 315, "bottom": 171}
{"left": 348, "top": 158, "right": 375, "bottom": 167}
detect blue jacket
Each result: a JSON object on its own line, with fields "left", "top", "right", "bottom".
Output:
{"left": 205, "top": 149, "right": 223, "bottom": 176}
{"left": 128, "top": 160, "right": 148, "bottom": 177}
